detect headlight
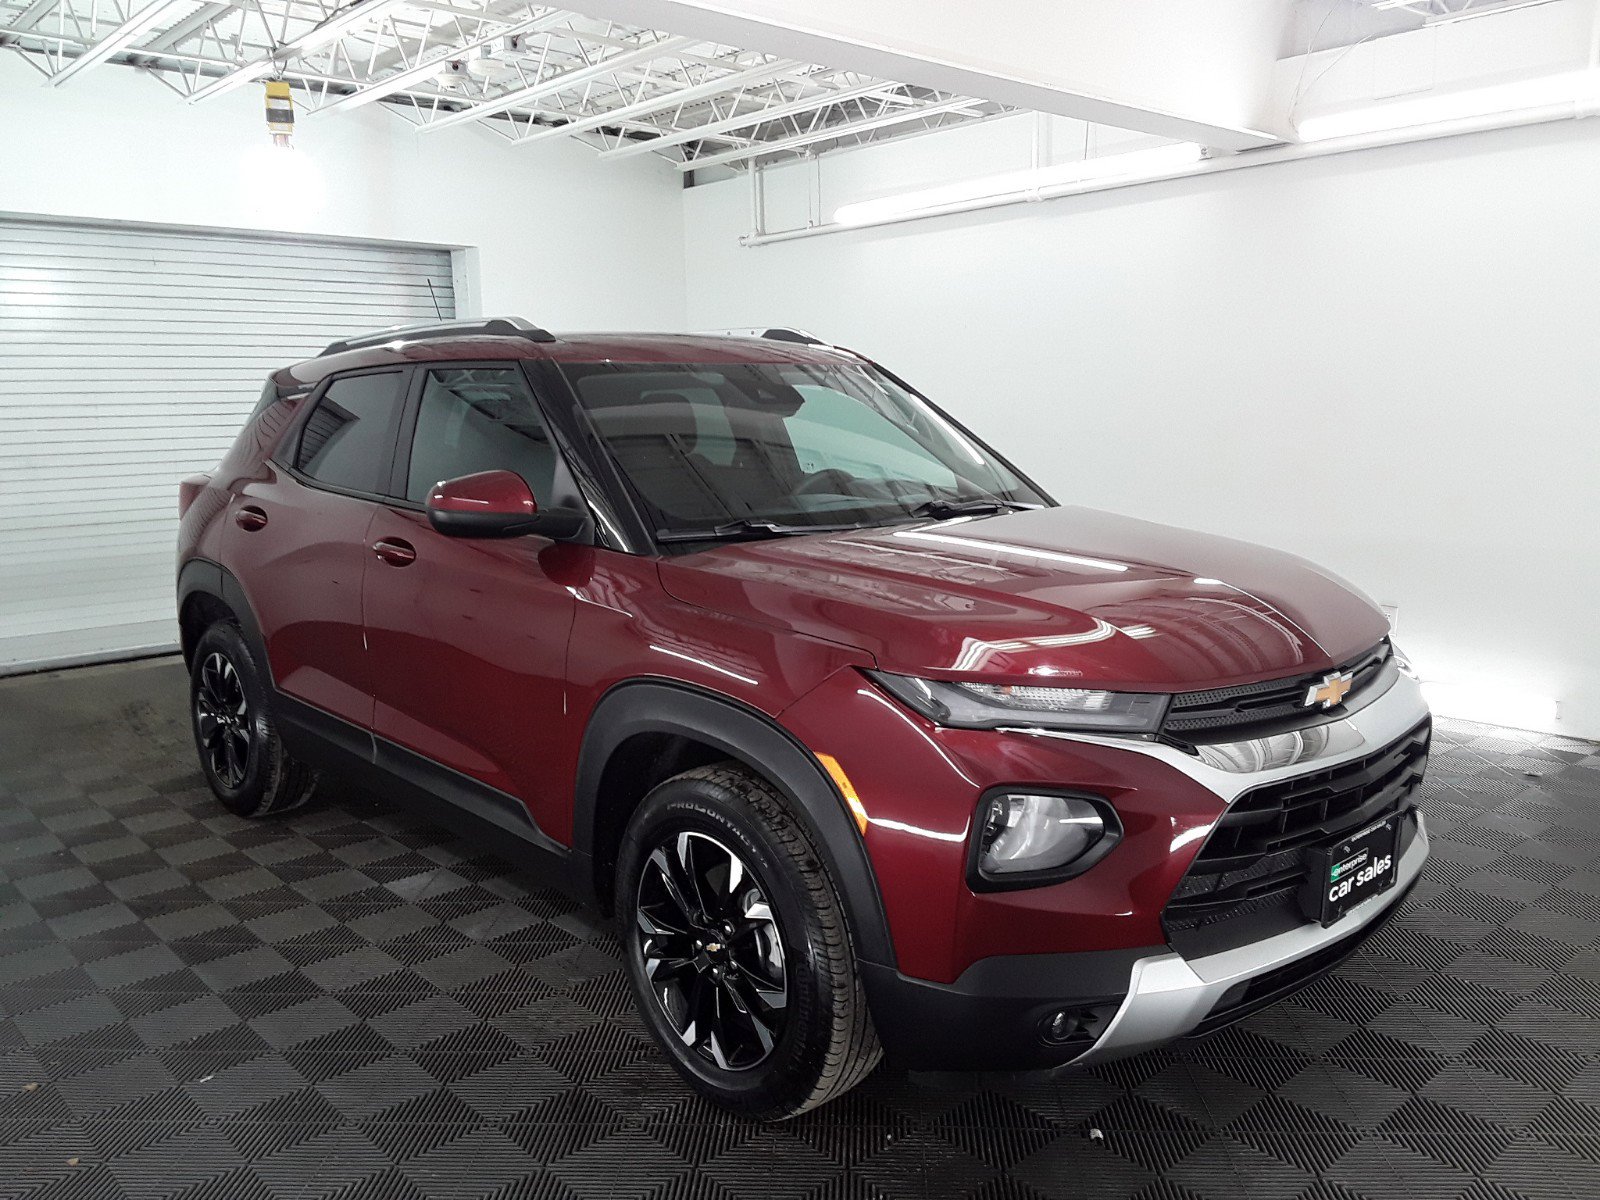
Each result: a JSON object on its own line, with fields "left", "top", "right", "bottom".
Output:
{"left": 867, "top": 671, "right": 1168, "bottom": 734}
{"left": 972, "top": 791, "right": 1121, "bottom": 887}
{"left": 1391, "top": 640, "right": 1420, "bottom": 680}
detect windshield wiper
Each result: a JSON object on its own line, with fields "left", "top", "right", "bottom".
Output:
{"left": 907, "top": 498, "right": 1030, "bottom": 520}
{"left": 655, "top": 518, "right": 871, "bottom": 544}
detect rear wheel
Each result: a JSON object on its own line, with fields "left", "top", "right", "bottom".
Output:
{"left": 190, "top": 622, "right": 318, "bottom": 818}
{"left": 615, "top": 763, "right": 882, "bottom": 1118}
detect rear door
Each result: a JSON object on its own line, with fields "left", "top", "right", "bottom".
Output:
{"left": 362, "top": 364, "right": 582, "bottom": 842}
{"left": 230, "top": 367, "right": 409, "bottom": 729}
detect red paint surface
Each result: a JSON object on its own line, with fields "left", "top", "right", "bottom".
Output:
{"left": 780, "top": 668, "right": 1225, "bottom": 980}
{"left": 229, "top": 463, "right": 378, "bottom": 727}
{"left": 661, "top": 505, "right": 1388, "bottom": 689}
{"left": 427, "top": 469, "right": 539, "bottom": 516}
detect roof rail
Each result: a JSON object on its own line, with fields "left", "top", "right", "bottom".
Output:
{"left": 692, "top": 326, "right": 825, "bottom": 345}
{"left": 759, "top": 327, "right": 823, "bottom": 345}
{"left": 321, "top": 316, "right": 556, "bottom": 357}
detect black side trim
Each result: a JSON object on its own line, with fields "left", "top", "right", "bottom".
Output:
{"left": 271, "top": 691, "right": 375, "bottom": 768}
{"left": 176, "top": 558, "right": 224, "bottom": 659}
{"left": 272, "top": 693, "right": 582, "bottom": 898}
{"left": 177, "top": 559, "right": 271, "bottom": 684}
{"left": 373, "top": 735, "right": 568, "bottom": 858}
{"left": 860, "top": 945, "right": 1154, "bottom": 1071}
{"left": 571, "top": 679, "right": 895, "bottom": 966}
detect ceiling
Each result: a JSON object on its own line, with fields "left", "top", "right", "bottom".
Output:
{"left": 3, "top": 0, "right": 1582, "bottom": 172}
{"left": 0, "top": 0, "right": 1007, "bottom": 168}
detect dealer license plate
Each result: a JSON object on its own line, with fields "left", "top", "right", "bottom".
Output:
{"left": 1300, "top": 815, "right": 1400, "bottom": 928}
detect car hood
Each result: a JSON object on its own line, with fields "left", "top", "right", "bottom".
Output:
{"left": 657, "top": 506, "right": 1389, "bottom": 690}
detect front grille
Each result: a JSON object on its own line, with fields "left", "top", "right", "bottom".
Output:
{"left": 1162, "top": 640, "right": 1393, "bottom": 742}
{"left": 1163, "top": 719, "right": 1430, "bottom": 958}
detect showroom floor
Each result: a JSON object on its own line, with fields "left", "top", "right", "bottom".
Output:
{"left": 1, "top": 659, "right": 1597, "bottom": 1200}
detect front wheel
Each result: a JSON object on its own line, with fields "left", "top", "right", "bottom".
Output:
{"left": 615, "top": 763, "right": 882, "bottom": 1118}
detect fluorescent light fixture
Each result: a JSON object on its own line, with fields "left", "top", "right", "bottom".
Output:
{"left": 1372, "top": 0, "right": 1549, "bottom": 22}
{"left": 47, "top": 0, "right": 192, "bottom": 87}
{"left": 1296, "top": 69, "right": 1600, "bottom": 141}
{"left": 188, "top": 0, "right": 405, "bottom": 104}
{"left": 1421, "top": 680, "right": 1559, "bottom": 733}
{"left": 832, "top": 142, "right": 1205, "bottom": 228}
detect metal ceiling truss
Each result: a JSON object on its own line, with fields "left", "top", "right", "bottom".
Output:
{"left": 0, "top": 0, "right": 1006, "bottom": 166}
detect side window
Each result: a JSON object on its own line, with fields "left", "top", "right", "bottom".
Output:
{"left": 295, "top": 372, "right": 404, "bottom": 494}
{"left": 405, "top": 368, "right": 558, "bottom": 503}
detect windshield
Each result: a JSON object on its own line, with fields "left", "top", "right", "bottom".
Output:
{"left": 559, "top": 359, "right": 1049, "bottom": 542}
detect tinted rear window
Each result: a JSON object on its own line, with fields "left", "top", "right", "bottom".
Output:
{"left": 296, "top": 371, "right": 404, "bottom": 494}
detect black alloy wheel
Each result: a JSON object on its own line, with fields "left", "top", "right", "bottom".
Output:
{"left": 188, "top": 620, "right": 318, "bottom": 818}
{"left": 635, "top": 830, "right": 789, "bottom": 1071}
{"left": 195, "top": 651, "right": 252, "bottom": 788}
{"left": 615, "top": 763, "right": 882, "bottom": 1118}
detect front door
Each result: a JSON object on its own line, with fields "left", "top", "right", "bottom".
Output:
{"left": 362, "top": 365, "right": 580, "bottom": 840}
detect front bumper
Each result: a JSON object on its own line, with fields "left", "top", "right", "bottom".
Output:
{"left": 859, "top": 672, "right": 1433, "bottom": 1071}
{"left": 1073, "top": 808, "right": 1427, "bottom": 1064}
{"left": 864, "top": 813, "right": 1426, "bottom": 1071}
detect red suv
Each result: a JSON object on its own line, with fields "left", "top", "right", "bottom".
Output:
{"left": 177, "top": 317, "right": 1431, "bottom": 1118}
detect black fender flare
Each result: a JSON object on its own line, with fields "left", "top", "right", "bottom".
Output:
{"left": 572, "top": 679, "right": 897, "bottom": 969}
{"left": 176, "top": 558, "right": 272, "bottom": 682}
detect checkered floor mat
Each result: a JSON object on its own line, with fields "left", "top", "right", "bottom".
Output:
{"left": 2, "top": 658, "right": 1597, "bottom": 1200}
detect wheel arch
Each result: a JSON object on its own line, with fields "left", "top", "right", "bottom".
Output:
{"left": 573, "top": 679, "right": 896, "bottom": 969}
{"left": 177, "top": 558, "right": 272, "bottom": 680}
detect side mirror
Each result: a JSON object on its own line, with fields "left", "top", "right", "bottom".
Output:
{"left": 425, "top": 470, "right": 588, "bottom": 541}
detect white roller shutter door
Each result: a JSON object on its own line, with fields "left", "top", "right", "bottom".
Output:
{"left": 0, "top": 219, "right": 457, "bottom": 671}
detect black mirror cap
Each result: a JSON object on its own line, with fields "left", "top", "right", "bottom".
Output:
{"left": 428, "top": 506, "right": 591, "bottom": 542}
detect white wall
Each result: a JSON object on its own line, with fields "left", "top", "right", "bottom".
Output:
{"left": 683, "top": 116, "right": 1600, "bottom": 738}
{"left": 0, "top": 55, "right": 687, "bottom": 329}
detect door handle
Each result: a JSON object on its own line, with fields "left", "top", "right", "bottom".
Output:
{"left": 372, "top": 538, "right": 416, "bottom": 567}
{"left": 235, "top": 505, "right": 268, "bottom": 531}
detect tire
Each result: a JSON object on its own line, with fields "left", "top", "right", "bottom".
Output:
{"left": 189, "top": 621, "right": 318, "bottom": 818}
{"left": 615, "top": 762, "right": 882, "bottom": 1119}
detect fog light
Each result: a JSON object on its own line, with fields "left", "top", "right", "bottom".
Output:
{"left": 1043, "top": 1009, "right": 1083, "bottom": 1044}
{"left": 974, "top": 792, "right": 1118, "bottom": 887}
{"left": 1039, "top": 1005, "right": 1115, "bottom": 1046}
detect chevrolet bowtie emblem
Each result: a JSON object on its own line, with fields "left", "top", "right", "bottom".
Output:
{"left": 1303, "top": 671, "right": 1354, "bottom": 709}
